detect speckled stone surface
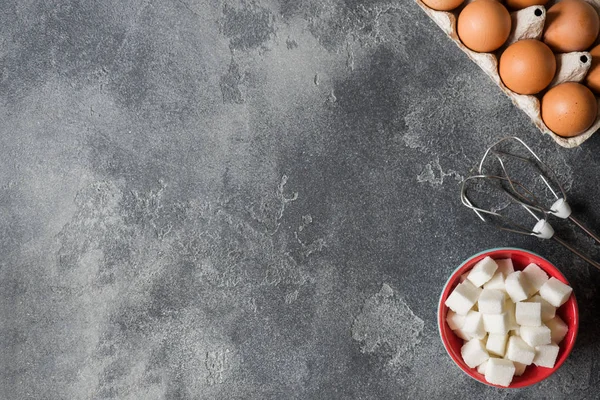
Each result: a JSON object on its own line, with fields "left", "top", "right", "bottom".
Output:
{"left": 2, "top": 1, "right": 600, "bottom": 399}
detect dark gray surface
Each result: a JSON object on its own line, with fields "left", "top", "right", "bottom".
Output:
{"left": 2, "top": 1, "right": 600, "bottom": 398}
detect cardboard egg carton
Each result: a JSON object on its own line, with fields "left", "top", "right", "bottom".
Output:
{"left": 416, "top": 0, "right": 600, "bottom": 148}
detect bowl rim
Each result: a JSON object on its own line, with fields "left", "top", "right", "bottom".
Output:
{"left": 438, "top": 247, "right": 579, "bottom": 389}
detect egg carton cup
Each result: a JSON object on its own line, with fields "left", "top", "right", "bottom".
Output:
{"left": 416, "top": 0, "right": 600, "bottom": 148}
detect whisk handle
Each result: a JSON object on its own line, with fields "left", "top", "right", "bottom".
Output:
{"left": 552, "top": 235, "right": 600, "bottom": 272}
{"left": 568, "top": 215, "right": 600, "bottom": 245}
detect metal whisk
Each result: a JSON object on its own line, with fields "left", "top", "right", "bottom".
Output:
{"left": 461, "top": 136, "right": 600, "bottom": 271}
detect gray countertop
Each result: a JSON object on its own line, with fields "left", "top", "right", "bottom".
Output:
{"left": 2, "top": 1, "right": 600, "bottom": 398}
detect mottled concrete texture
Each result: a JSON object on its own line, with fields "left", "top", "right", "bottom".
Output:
{"left": 2, "top": 1, "right": 600, "bottom": 399}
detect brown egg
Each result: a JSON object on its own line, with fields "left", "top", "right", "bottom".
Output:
{"left": 499, "top": 40, "right": 556, "bottom": 95}
{"left": 458, "top": 0, "right": 511, "bottom": 53}
{"left": 421, "top": 0, "right": 464, "bottom": 11}
{"left": 505, "top": 0, "right": 549, "bottom": 10}
{"left": 542, "top": 82, "right": 597, "bottom": 137}
{"left": 543, "top": 0, "right": 599, "bottom": 53}
{"left": 585, "top": 45, "right": 600, "bottom": 94}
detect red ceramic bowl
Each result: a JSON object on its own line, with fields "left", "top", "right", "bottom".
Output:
{"left": 438, "top": 248, "right": 578, "bottom": 388}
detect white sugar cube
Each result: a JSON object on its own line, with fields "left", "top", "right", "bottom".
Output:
{"left": 520, "top": 325, "right": 551, "bottom": 347}
{"left": 486, "top": 333, "right": 508, "bottom": 357}
{"left": 506, "top": 336, "right": 535, "bottom": 365}
{"left": 496, "top": 258, "right": 514, "bottom": 277}
{"left": 484, "top": 271, "right": 505, "bottom": 291}
{"left": 478, "top": 289, "right": 505, "bottom": 314}
{"left": 528, "top": 295, "right": 556, "bottom": 321}
{"left": 505, "top": 271, "right": 532, "bottom": 303}
{"left": 460, "top": 272, "right": 469, "bottom": 282}
{"left": 445, "top": 281, "right": 482, "bottom": 315}
{"left": 477, "top": 359, "right": 488, "bottom": 374}
{"left": 461, "top": 339, "right": 489, "bottom": 368}
{"left": 454, "top": 328, "right": 473, "bottom": 341}
{"left": 522, "top": 263, "right": 549, "bottom": 293}
{"left": 512, "top": 326, "right": 520, "bottom": 336}
{"left": 516, "top": 302, "right": 542, "bottom": 327}
{"left": 463, "top": 310, "right": 486, "bottom": 339}
{"left": 513, "top": 361, "right": 527, "bottom": 376}
{"left": 446, "top": 310, "right": 466, "bottom": 330}
{"left": 505, "top": 300, "right": 518, "bottom": 330}
{"left": 483, "top": 312, "right": 510, "bottom": 334}
{"left": 467, "top": 257, "right": 498, "bottom": 287}
{"left": 540, "top": 278, "right": 573, "bottom": 307}
{"left": 485, "top": 358, "right": 516, "bottom": 387}
{"left": 546, "top": 315, "right": 569, "bottom": 343}
{"left": 533, "top": 343, "right": 560, "bottom": 368}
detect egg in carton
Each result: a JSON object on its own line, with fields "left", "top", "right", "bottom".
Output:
{"left": 416, "top": 0, "right": 600, "bottom": 148}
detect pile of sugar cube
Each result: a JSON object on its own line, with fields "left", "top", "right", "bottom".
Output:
{"left": 445, "top": 256, "right": 572, "bottom": 387}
